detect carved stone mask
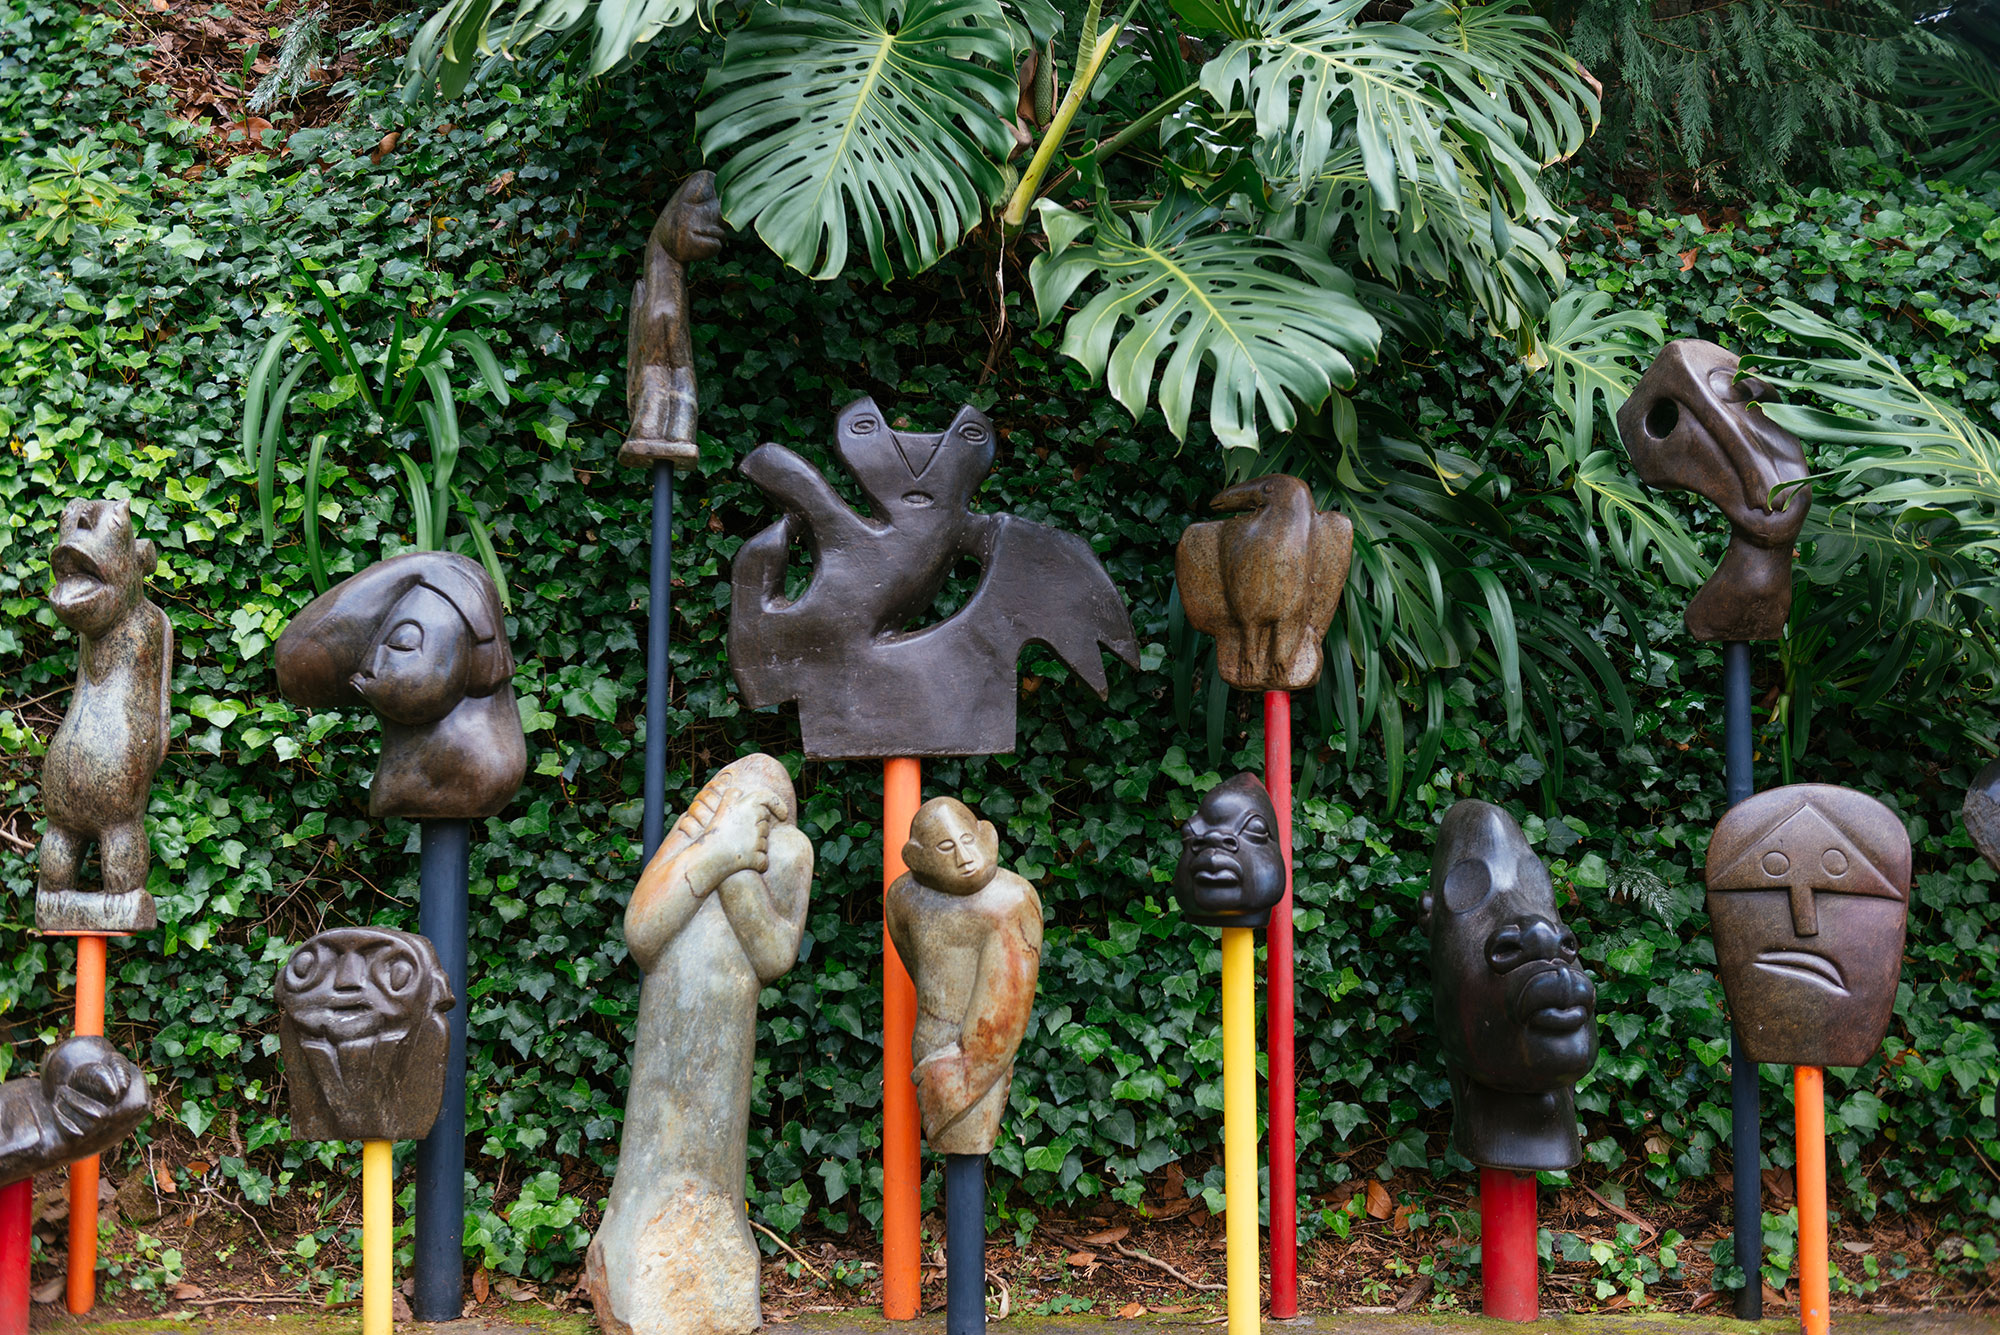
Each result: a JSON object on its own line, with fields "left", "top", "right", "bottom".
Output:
{"left": 49, "top": 498, "right": 156, "bottom": 639}
{"left": 660, "top": 170, "right": 723, "bottom": 264}
{"left": 1172, "top": 773, "right": 1285, "bottom": 929}
{"left": 1706, "top": 784, "right": 1911, "bottom": 1067}
{"left": 1617, "top": 340, "right": 1811, "bottom": 641}
{"left": 903, "top": 797, "right": 1000, "bottom": 895}
{"left": 1962, "top": 759, "right": 2000, "bottom": 875}
{"left": 275, "top": 927, "right": 455, "bottom": 1142}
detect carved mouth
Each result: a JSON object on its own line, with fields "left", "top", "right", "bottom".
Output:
{"left": 50, "top": 545, "right": 106, "bottom": 602}
{"left": 1509, "top": 961, "right": 1594, "bottom": 1032}
{"left": 901, "top": 492, "right": 934, "bottom": 507}
{"left": 1753, "top": 949, "right": 1847, "bottom": 995}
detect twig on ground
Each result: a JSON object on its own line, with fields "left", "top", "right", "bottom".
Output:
{"left": 1109, "top": 1240, "right": 1224, "bottom": 1292}
{"left": 987, "top": 1267, "right": 1010, "bottom": 1321}
{"left": 1393, "top": 1273, "right": 1431, "bottom": 1312}
{"left": 187, "top": 1294, "right": 312, "bottom": 1306}
{"left": 0, "top": 826, "right": 32, "bottom": 853}
{"left": 1582, "top": 1183, "right": 1659, "bottom": 1240}
{"left": 754, "top": 1219, "right": 829, "bottom": 1282}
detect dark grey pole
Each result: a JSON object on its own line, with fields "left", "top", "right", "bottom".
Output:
{"left": 412, "top": 817, "right": 471, "bottom": 1321}
{"left": 945, "top": 1154, "right": 986, "bottom": 1335}
{"left": 1723, "top": 641, "right": 1762, "bottom": 1320}
{"left": 644, "top": 463, "right": 673, "bottom": 862}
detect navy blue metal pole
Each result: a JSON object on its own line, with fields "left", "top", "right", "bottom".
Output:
{"left": 412, "top": 817, "right": 471, "bottom": 1321}
{"left": 1723, "top": 641, "right": 1762, "bottom": 1321}
{"left": 643, "top": 463, "right": 673, "bottom": 863}
{"left": 946, "top": 1154, "right": 986, "bottom": 1335}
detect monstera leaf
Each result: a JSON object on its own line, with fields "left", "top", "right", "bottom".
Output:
{"left": 1402, "top": 0, "right": 1598, "bottom": 167}
{"left": 1531, "top": 287, "right": 1662, "bottom": 469}
{"left": 698, "top": 0, "right": 1019, "bottom": 281}
{"left": 405, "top": 0, "right": 700, "bottom": 93}
{"left": 1195, "top": 0, "right": 1548, "bottom": 215}
{"left": 1029, "top": 193, "right": 1382, "bottom": 449}
{"left": 1898, "top": 32, "right": 2000, "bottom": 182}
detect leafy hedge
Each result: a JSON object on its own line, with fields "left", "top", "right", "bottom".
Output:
{"left": 0, "top": 1, "right": 1995, "bottom": 1298}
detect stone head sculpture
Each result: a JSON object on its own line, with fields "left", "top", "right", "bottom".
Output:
{"left": 276, "top": 927, "right": 455, "bottom": 1142}
{"left": 1172, "top": 773, "right": 1286, "bottom": 929}
{"left": 1423, "top": 800, "right": 1598, "bottom": 1171}
{"left": 886, "top": 796, "right": 1043, "bottom": 1156}
{"left": 1962, "top": 759, "right": 2000, "bottom": 875}
{"left": 1706, "top": 784, "right": 1910, "bottom": 1067}
{"left": 38, "top": 497, "right": 173, "bottom": 933}
{"left": 623, "top": 170, "right": 723, "bottom": 469}
{"left": 1617, "top": 340, "right": 1810, "bottom": 641}
{"left": 0, "top": 1035, "right": 151, "bottom": 1187}
{"left": 275, "top": 551, "right": 525, "bottom": 818}
{"left": 729, "top": 397, "right": 1138, "bottom": 758}
{"left": 1176, "top": 474, "right": 1353, "bottom": 691}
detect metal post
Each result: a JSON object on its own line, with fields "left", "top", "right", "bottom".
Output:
{"left": 1222, "top": 926, "right": 1259, "bottom": 1335}
{"left": 643, "top": 464, "right": 674, "bottom": 863}
{"left": 0, "top": 1175, "right": 31, "bottom": 1335}
{"left": 67, "top": 934, "right": 107, "bottom": 1314}
{"left": 412, "top": 818, "right": 471, "bottom": 1321}
{"left": 945, "top": 1154, "right": 986, "bottom": 1335}
{"left": 882, "top": 759, "right": 922, "bottom": 1319}
{"left": 1479, "top": 1167, "right": 1537, "bottom": 1321}
{"left": 1723, "top": 641, "right": 1762, "bottom": 1320}
{"left": 1263, "top": 690, "right": 1296, "bottom": 1318}
{"left": 1795, "top": 1065, "right": 1829, "bottom": 1335}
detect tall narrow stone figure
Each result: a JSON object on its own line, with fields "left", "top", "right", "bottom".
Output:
{"left": 588, "top": 754, "right": 813, "bottom": 1335}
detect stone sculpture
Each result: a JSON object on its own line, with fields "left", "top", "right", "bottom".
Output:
{"left": 274, "top": 551, "right": 525, "bottom": 819}
{"left": 1617, "top": 340, "right": 1810, "bottom": 641}
{"left": 587, "top": 754, "right": 812, "bottom": 1335}
{"left": 1171, "top": 773, "right": 1287, "bottom": 929}
{"left": 1175, "top": 474, "right": 1353, "bottom": 691}
{"left": 1962, "top": 759, "right": 2000, "bottom": 875}
{"left": 623, "top": 171, "right": 723, "bottom": 469}
{"left": 885, "top": 797, "right": 1043, "bottom": 1155}
{"left": 274, "top": 927, "right": 455, "bottom": 1142}
{"left": 729, "top": 398, "right": 1139, "bottom": 758}
{"left": 1424, "top": 801, "right": 1598, "bottom": 1171}
{"left": 1706, "top": 783, "right": 1911, "bottom": 1067}
{"left": 0, "top": 1035, "right": 150, "bottom": 1186}
{"left": 37, "top": 498, "right": 172, "bottom": 934}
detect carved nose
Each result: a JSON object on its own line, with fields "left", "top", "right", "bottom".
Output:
{"left": 1488, "top": 916, "right": 1572, "bottom": 971}
{"left": 333, "top": 952, "right": 368, "bottom": 992}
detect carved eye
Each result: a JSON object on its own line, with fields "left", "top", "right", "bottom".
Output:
{"left": 1241, "top": 817, "right": 1270, "bottom": 842}
{"left": 1441, "top": 858, "right": 1492, "bottom": 913}
{"left": 286, "top": 946, "right": 323, "bottom": 989}
{"left": 959, "top": 423, "right": 989, "bottom": 444}
{"left": 385, "top": 620, "right": 423, "bottom": 652}
{"left": 937, "top": 839, "right": 955, "bottom": 853}
{"left": 376, "top": 950, "right": 417, "bottom": 996}
{"left": 1645, "top": 397, "right": 1680, "bottom": 439}
{"left": 850, "top": 415, "right": 879, "bottom": 434}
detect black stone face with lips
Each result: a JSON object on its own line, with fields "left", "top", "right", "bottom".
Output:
{"left": 1171, "top": 773, "right": 1285, "bottom": 929}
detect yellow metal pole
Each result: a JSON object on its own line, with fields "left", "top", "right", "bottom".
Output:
{"left": 364, "top": 1140, "right": 392, "bottom": 1335}
{"left": 1221, "top": 927, "right": 1259, "bottom": 1335}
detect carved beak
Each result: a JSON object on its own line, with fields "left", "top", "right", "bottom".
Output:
{"left": 1208, "top": 480, "right": 1268, "bottom": 515}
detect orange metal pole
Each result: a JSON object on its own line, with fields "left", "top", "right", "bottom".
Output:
{"left": 1795, "top": 1065, "right": 1828, "bottom": 1335}
{"left": 68, "top": 934, "right": 106, "bottom": 1315}
{"left": 882, "top": 758, "right": 922, "bottom": 1320}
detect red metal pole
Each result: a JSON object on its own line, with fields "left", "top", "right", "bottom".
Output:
{"left": 0, "top": 1178, "right": 31, "bottom": 1335}
{"left": 68, "top": 933, "right": 106, "bottom": 1315}
{"left": 882, "top": 759, "right": 922, "bottom": 1320}
{"left": 1480, "top": 1167, "right": 1538, "bottom": 1322}
{"left": 1263, "top": 690, "right": 1296, "bottom": 1317}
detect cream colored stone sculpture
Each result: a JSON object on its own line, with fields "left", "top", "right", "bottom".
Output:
{"left": 586, "top": 754, "right": 813, "bottom": 1335}
{"left": 885, "top": 797, "right": 1043, "bottom": 1154}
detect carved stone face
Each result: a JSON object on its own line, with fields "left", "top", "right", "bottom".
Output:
{"left": 275, "top": 927, "right": 455, "bottom": 1142}
{"left": 835, "top": 398, "right": 994, "bottom": 518}
{"left": 660, "top": 170, "right": 723, "bottom": 264}
{"left": 1172, "top": 773, "right": 1285, "bottom": 928}
{"left": 903, "top": 798, "right": 1000, "bottom": 895}
{"left": 351, "top": 585, "right": 472, "bottom": 726}
{"left": 49, "top": 498, "right": 156, "bottom": 639}
{"left": 1424, "top": 801, "right": 1597, "bottom": 1095}
{"left": 1706, "top": 784, "right": 1911, "bottom": 1067}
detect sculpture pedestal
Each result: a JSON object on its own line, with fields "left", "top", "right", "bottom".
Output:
{"left": 413, "top": 819, "right": 471, "bottom": 1321}
{"left": 1221, "top": 927, "right": 1258, "bottom": 1335}
{"left": 0, "top": 1179, "right": 29, "bottom": 1335}
{"left": 882, "top": 760, "right": 921, "bottom": 1321}
{"left": 1479, "top": 1168, "right": 1536, "bottom": 1321}
{"left": 1796, "top": 1066, "right": 1828, "bottom": 1335}
{"left": 945, "top": 1155, "right": 985, "bottom": 1335}
{"left": 67, "top": 932, "right": 108, "bottom": 1315}
{"left": 364, "top": 1140, "right": 392, "bottom": 1335}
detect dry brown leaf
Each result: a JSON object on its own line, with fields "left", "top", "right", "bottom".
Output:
{"left": 1146, "top": 1196, "right": 1197, "bottom": 1220}
{"left": 472, "top": 1268, "right": 490, "bottom": 1304}
{"left": 185, "top": 1160, "right": 211, "bottom": 1176}
{"left": 1080, "top": 1225, "right": 1130, "bottom": 1245}
{"left": 1116, "top": 1303, "right": 1146, "bottom": 1319}
{"left": 171, "top": 1282, "right": 205, "bottom": 1301}
{"left": 1364, "top": 1179, "right": 1392, "bottom": 1220}
{"left": 1601, "top": 1294, "right": 1634, "bottom": 1311}
{"left": 1841, "top": 1240, "right": 1873, "bottom": 1254}
{"left": 1390, "top": 1203, "right": 1416, "bottom": 1234}
{"left": 1690, "top": 1290, "right": 1719, "bottom": 1311}
{"left": 30, "top": 1278, "right": 62, "bottom": 1304}
{"left": 372, "top": 132, "right": 399, "bottom": 164}
{"left": 1152, "top": 1306, "right": 1191, "bottom": 1314}
{"left": 1065, "top": 1251, "right": 1098, "bottom": 1266}
{"left": 1679, "top": 249, "right": 1698, "bottom": 272}
{"left": 153, "top": 1163, "right": 178, "bottom": 1195}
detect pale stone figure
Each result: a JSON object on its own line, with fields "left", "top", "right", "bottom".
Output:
{"left": 586, "top": 755, "right": 812, "bottom": 1335}
{"left": 885, "top": 797, "right": 1043, "bottom": 1155}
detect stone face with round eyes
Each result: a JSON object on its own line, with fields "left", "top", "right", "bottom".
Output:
{"left": 1706, "top": 783, "right": 1911, "bottom": 1066}
{"left": 274, "top": 927, "right": 455, "bottom": 1142}
{"left": 1171, "top": 772, "right": 1286, "bottom": 929}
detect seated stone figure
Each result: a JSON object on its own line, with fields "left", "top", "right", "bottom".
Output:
{"left": 0, "top": 1035, "right": 151, "bottom": 1187}
{"left": 886, "top": 797, "right": 1043, "bottom": 1155}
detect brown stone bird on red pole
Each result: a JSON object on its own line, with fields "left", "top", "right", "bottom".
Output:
{"left": 1176, "top": 474, "right": 1353, "bottom": 692}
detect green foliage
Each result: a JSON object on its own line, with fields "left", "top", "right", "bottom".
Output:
{"left": 1898, "top": 32, "right": 2000, "bottom": 183}
{"left": 0, "top": 3, "right": 1996, "bottom": 1306}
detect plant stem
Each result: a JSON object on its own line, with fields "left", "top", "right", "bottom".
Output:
{"left": 1001, "top": 0, "right": 1147, "bottom": 229}
{"left": 1095, "top": 79, "right": 1202, "bottom": 166}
